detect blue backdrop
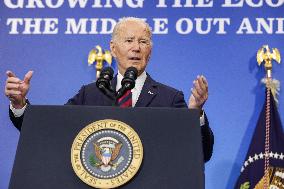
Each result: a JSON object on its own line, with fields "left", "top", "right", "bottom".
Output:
{"left": 1, "top": 1, "right": 284, "bottom": 188}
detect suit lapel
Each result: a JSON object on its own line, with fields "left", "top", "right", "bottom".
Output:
{"left": 135, "top": 74, "right": 158, "bottom": 107}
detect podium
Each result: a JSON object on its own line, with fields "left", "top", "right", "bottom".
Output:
{"left": 9, "top": 105, "right": 204, "bottom": 189}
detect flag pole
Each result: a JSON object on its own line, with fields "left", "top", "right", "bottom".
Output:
{"left": 256, "top": 45, "right": 281, "bottom": 189}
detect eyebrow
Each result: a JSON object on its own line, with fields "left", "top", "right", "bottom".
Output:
{"left": 124, "top": 37, "right": 135, "bottom": 39}
{"left": 124, "top": 36, "right": 150, "bottom": 40}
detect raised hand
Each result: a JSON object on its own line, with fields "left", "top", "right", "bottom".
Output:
{"left": 5, "top": 71, "right": 33, "bottom": 109}
{"left": 188, "top": 75, "right": 208, "bottom": 109}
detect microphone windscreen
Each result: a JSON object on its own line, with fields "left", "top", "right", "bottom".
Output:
{"left": 125, "top": 67, "right": 138, "bottom": 79}
{"left": 100, "top": 66, "right": 114, "bottom": 80}
{"left": 101, "top": 66, "right": 114, "bottom": 76}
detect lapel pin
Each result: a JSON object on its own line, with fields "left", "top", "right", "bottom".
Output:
{"left": 148, "top": 91, "right": 154, "bottom": 95}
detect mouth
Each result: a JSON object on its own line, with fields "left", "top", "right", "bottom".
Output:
{"left": 128, "top": 57, "right": 141, "bottom": 61}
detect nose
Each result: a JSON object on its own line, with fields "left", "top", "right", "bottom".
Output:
{"left": 132, "top": 40, "right": 141, "bottom": 52}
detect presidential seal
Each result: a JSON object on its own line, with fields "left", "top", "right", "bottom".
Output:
{"left": 71, "top": 119, "right": 143, "bottom": 188}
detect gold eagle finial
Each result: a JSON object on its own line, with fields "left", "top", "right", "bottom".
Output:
{"left": 257, "top": 45, "right": 281, "bottom": 73}
{"left": 257, "top": 45, "right": 281, "bottom": 104}
{"left": 88, "top": 45, "right": 112, "bottom": 78}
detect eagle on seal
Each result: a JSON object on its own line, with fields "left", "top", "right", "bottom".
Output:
{"left": 94, "top": 142, "right": 122, "bottom": 167}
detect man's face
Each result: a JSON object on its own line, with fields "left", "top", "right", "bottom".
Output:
{"left": 110, "top": 21, "right": 152, "bottom": 76}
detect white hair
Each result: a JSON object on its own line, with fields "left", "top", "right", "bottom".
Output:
{"left": 111, "top": 17, "right": 152, "bottom": 43}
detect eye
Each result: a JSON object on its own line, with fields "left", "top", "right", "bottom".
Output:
{"left": 125, "top": 39, "right": 133, "bottom": 43}
{"left": 139, "top": 39, "right": 150, "bottom": 45}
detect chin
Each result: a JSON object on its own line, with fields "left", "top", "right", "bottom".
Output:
{"left": 129, "top": 65, "right": 142, "bottom": 73}
{"left": 128, "top": 64, "right": 140, "bottom": 70}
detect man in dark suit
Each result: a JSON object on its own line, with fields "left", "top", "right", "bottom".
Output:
{"left": 5, "top": 17, "right": 214, "bottom": 162}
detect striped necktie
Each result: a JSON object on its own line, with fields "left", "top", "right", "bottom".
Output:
{"left": 117, "top": 90, "right": 132, "bottom": 107}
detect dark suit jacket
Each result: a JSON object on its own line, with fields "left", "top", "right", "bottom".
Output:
{"left": 9, "top": 74, "right": 214, "bottom": 162}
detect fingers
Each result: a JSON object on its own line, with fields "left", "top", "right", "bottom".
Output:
{"left": 6, "top": 70, "right": 20, "bottom": 84}
{"left": 5, "top": 71, "right": 21, "bottom": 98}
{"left": 24, "top": 71, "right": 33, "bottom": 84}
{"left": 5, "top": 85, "right": 22, "bottom": 102}
{"left": 6, "top": 70, "right": 17, "bottom": 78}
{"left": 5, "top": 70, "right": 33, "bottom": 104}
{"left": 5, "top": 89, "right": 22, "bottom": 96}
{"left": 5, "top": 81, "right": 22, "bottom": 97}
{"left": 193, "top": 75, "right": 208, "bottom": 96}
{"left": 191, "top": 88, "right": 199, "bottom": 100}
{"left": 189, "top": 75, "right": 209, "bottom": 109}
{"left": 6, "top": 83, "right": 20, "bottom": 90}
{"left": 200, "top": 76, "right": 208, "bottom": 91}
{"left": 6, "top": 70, "right": 34, "bottom": 84}
{"left": 190, "top": 88, "right": 204, "bottom": 105}
{"left": 6, "top": 76, "right": 21, "bottom": 84}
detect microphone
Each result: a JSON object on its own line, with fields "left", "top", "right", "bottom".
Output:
{"left": 96, "top": 67, "right": 115, "bottom": 99}
{"left": 116, "top": 67, "right": 138, "bottom": 99}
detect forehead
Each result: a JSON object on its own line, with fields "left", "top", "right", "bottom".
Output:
{"left": 117, "top": 21, "right": 150, "bottom": 39}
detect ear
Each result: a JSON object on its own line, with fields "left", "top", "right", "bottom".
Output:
{"left": 110, "top": 40, "right": 117, "bottom": 58}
